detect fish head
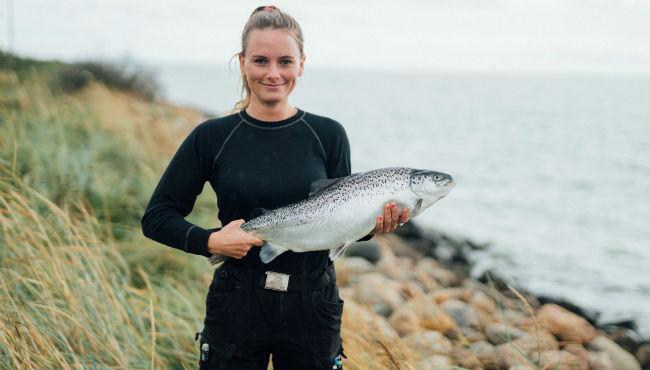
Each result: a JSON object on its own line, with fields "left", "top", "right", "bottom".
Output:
{"left": 409, "top": 170, "right": 455, "bottom": 215}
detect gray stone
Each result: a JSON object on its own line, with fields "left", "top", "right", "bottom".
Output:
{"left": 485, "top": 322, "right": 528, "bottom": 345}
{"left": 587, "top": 335, "right": 641, "bottom": 370}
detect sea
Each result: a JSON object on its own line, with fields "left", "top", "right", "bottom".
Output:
{"left": 150, "top": 61, "right": 650, "bottom": 336}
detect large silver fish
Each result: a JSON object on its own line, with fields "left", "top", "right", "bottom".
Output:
{"left": 209, "top": 167, "right": 455, "bottom": 265}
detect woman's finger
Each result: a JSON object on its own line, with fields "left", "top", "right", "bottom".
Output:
{"left": 383, "top": 204, "right": 392, "bottom": 232}
{"left": 399, "top": 208, "right": 410, "bottom": 226}
{"left": 374, "top": 216, "right": 383, "bottom": 234}
{"left": 390, "top": 203, "right": 398, "bottom": 231}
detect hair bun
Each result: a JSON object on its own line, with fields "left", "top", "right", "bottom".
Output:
{"left": 253, "top": 5, "right": 279, "bottom": 14}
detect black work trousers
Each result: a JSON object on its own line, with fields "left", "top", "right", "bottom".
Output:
{"left": 197, "top": 261, "right": 345, "bottom": 370}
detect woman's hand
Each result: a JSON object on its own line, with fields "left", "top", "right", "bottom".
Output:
{"left": 370, "top": 202, "right": 410, "bottom": 234}
{"left": 207, "top": 219, "right": 264, "bottom": 259}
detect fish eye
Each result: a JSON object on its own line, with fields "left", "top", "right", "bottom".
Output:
{"left": 433, "top": 175, "right": 443, "bottom": 181}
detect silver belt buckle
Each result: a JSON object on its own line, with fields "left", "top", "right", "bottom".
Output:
{"left": 264, "top": 271, "right": 290, "bottom": 292}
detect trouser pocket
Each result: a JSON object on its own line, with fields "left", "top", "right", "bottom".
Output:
{"left": 197, "top": 329, "right": 236, "bottom": 370}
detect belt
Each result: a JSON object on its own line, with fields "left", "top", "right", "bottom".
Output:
{"left": 218, "top": 260, "right": 336, "bottom": 292}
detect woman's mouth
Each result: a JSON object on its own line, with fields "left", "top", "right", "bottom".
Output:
{"left": 261, "top": 82, "right": 285, "bottom": 87}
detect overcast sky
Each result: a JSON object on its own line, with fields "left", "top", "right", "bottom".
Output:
{"left": 2, "top": 0, "right": 649, "bottom": 74}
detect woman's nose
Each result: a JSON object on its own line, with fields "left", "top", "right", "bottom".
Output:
{"left": 266, "top": 64, "right": 281, "bottom": 79}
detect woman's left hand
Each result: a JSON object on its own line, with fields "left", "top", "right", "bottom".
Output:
{"left": 371, "top": 202, "right": 410, "bottom": 234}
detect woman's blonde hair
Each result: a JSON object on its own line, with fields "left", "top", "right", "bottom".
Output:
{"left": 233, "top": 6, "right": 304, "bottom": 112}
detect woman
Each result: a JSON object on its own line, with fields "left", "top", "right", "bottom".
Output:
{"left": 141, "top": 6, "right": 409, "bottom": 370}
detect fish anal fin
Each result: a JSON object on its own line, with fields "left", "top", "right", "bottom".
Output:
{"left": 329, "top": 242, "right": 353, "bottom": 261}
{"left": 259, "top": 241, "right": 289, "bottom": 264}
{"left": 209, "top": 254, "right": 227, "bottom": 265}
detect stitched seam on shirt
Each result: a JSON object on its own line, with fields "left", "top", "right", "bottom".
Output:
{"left": 301, "top": 118, "right": 327, "bottom": 160}
{"left": 238, "top": 111, "right": 306, "bottom": 130}
{"left": 212, "top": 120, "right": 243, "bottom": 170}
{"left": 184, "top": 225, "right": 198, "bottom": 252}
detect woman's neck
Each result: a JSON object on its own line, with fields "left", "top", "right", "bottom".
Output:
{"left": 245, "top": 101, "right": 297, "bottom": 122}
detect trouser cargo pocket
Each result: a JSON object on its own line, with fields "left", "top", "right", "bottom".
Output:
{"left": 197, "top": 329, "right": 236, "bottom": 370}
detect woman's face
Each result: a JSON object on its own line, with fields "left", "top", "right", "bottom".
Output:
{"left": 239, "top": 28, "right": 305, "bottom": 108}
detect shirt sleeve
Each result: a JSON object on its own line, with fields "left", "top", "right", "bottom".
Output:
{"left": 140, "top": 125, "right": 217, "bottom": 257}
{"left": 327, "top": 121, "right": 374, "bottom": 242}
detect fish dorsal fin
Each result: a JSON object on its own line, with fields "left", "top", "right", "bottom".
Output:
{"left": 329, "top": 242, "right": 353, "bottom": 261}
{"left": 412, "top": 199, "right": 423, "bottom": 217}
{"left": 259, "top": 241, "right": 289, "bottom": 264}
{"left": 250, "top": 207, "right": 269, "bottom": 219}
{"left": 309, "top": 177, "right": 344, "bottom": 196}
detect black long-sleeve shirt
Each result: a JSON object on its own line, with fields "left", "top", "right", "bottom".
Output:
{"left": 141, "top": 108, "right": 371, "bottom": 274}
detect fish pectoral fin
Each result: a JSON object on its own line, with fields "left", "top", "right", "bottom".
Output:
{"left": 329, "top": 242, "right": 353, "bottom": 261}
{"left": 259, "top": 241, "right": 289, "bottom": 264}
{"left": 411, "top": 198, "right": 423, "bottom": 217}
{"left": 308, "top": 177, "right": 345, "bottom": 197}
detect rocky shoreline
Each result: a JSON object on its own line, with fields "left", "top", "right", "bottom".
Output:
{"left": 336, "top": 222, "right": 648, "bottom": 370}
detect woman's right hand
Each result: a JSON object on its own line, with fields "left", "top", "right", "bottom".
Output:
{"left": 207, "top": 219, "right": 264, "bottom": 259}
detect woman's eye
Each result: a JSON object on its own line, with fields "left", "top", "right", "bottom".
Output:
{"left": 253, "top": 58, "right": 267, "bottom": 64}
{"left": 279, "top": 59, "right": 293, "bottom": 65}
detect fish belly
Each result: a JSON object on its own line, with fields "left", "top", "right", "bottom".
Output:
{"left": 255, "top": 190, "right": 417, "bottom": 253}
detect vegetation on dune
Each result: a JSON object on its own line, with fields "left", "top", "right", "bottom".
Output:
{"left": 0, "top": 53, "right": 416, "bottom": 369}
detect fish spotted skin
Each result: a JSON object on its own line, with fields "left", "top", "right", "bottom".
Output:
{"left": 209, "top": 167, "right": 454, "bottom": 264}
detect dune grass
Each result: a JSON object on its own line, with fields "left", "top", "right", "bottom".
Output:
{"left": 0, "top": 59, "right": 417, "bottom": 369}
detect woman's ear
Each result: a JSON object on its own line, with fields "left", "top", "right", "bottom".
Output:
{"left": 238, "top": 53, "right": 245, "bottom": 72}
{"left": 298, "top": 55, "right": 306, "bottom": 76}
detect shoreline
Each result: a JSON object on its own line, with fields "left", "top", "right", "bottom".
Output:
{"left": 336, "top": 221, "right": 648, "bottom": 369}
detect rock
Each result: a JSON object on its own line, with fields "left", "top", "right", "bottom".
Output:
{"left": 496, "top": 343, "right": 536, "bottom": 369}
{"left": 414, "top": 300, "right": 456, "bottom": 335}
{"left": 503, "top": 308, "right": 530, "bottom": 326}
{"left": 415, "top": 354, "right": 454, "bottom": 370}
{"left": 389, "top": 305, "right": 420, "bottom": 337}
{"left": 485, "top": 323, "right": 528, "bottom": 345}
{"left": 588, "top": 351, "right": 615, "bottom": 370}
{"left": 431, "top": 288, "right": 465, "bottom": 304}
{"left": 477, "top": 270, "right": 511, "bottom": 292}
{"left": 398, "top": 280, "right": 425, "bottom": 300}
{"left": 538, "top": 350, "right": 587, "bottom": 370}
{"left": 536, "top": 304, "right": 598, "bottom": 344}
{"left": 378, "top": 234, "right": 424, "bottom": 260}
{"left": 537, "top": 295, "right": 600, "bottom": 326}
{"left": 563, "top": 343, "right": 589, "bottom": 365}
{"left": 470, "top": 291, "right": 497, "bottom": 314}
{"left": 508, "top": 366, "right": 536, "bottom": 370}
{"left": 512, "top": 330, "right": 560, "bottom": 354}
{"left": 636, "top": 343, "right": 650, "bottom": 370}
{"left": 402, "top": 330, "right": 453, "bottom": 356}
{"left": 334, "top": 257, "right": 373, "bottom": 286}
{"left": 601, "top": 324, "right": 643, "bottom": 354}
{"left": 389, "top": 294, "right": 456, "bottom": 336}
{"left": 346, "top": 240, "right": 382, "bottom": 263}
{"left": 469, "top": 340, "right": 500, "bottom": 370}
{"left": 587, "top": 335, "right": 641, "bottom": 370}
{"left": 440, "top": 299, "right": 481, "bottom": 328}
{"left": 495, "top": 329, "right": 560, "bottom": 368}
{"left": 459, "top": 326, "right": 487, "bottom": 343}
{"left": 375, "top": 255, "right": 413, "bottom": 281}
{"left": 353, "top": 273, "right": 403, "bottom": 317}
{"left": 451, "top": 345, "right": 483, "bottom": 370}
